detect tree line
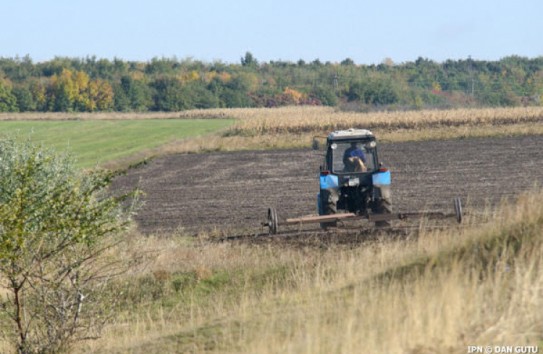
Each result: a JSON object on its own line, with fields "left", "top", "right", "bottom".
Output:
{"left": 0, "top": 53, "right": 542, "bottom": 112}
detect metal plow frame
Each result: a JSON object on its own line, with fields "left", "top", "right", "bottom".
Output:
{"left": 264, "top": 197, "right": 463, "bottom": 235}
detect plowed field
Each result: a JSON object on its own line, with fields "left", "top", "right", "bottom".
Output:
{"left": 112, "top": 135, "right": 543, "bottom": 235}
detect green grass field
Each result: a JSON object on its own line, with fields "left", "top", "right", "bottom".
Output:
{"left": 0, "top": 119, "right": 233, "bottom": 168}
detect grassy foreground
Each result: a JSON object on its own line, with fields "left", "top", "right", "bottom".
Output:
{"left": 0, "top": 119, "right": 233, "bottom": 168}
{"left": 67, "top": 189, "right": 543, "bottom": 354}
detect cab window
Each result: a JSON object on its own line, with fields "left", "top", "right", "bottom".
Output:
{"left": 330, "top": 141, "right": 375, "bottom": 173}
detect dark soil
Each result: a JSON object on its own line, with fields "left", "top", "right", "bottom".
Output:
{"left": 112, "top": 135, "right": 543, "bottom": 236}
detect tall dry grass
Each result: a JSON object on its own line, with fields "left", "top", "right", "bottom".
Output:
{"left": 3, "top": 106, "right": 543, "bottom": 131}
{"left": 144, "top": 122, "right": 543, "bottom": 159}
{"left": 227, "top": 192, "right": 542, "bottom": 354}
{"left": 219, "top": 106, "right": 543, "bottom": 135}
{"left": 95, "top": 106, "right": 543, "bottom": 163}
{"left": 72, "top": 189, "right": 543, "bottom": 354}
{"left": 3, "top": 107, "right": 543, "bottom": 162}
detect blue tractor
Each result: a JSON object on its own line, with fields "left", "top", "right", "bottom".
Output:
{"left": 263, "top": 128, "right": 462, "bottom": 235}
{"left": 316, "top": 128, "right": 392, "bottom": 228}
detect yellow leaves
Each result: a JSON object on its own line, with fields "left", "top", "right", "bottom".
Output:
{"left": 48, "top": 69, "right": 113, "bottom": 112}
{"left": 86, "top": 80, "right": 99, "bottom": 111}
{"left": 50, "top": 69, "right": 77, "bottom": 108}
{"left": 0, "top": 76, "right": 14, "bottom": 89}
{"left": 178, "top": 70, "right": 236, "bottom": 83}
{"left": 178, "top": 70, "right": 201, "bottom": 83}
{"left": 203, "top": 71, "right": 217, "bottom": 82}
{"left": 92, "top": 79, "right": 114, "bottom": 111}
{"left": 75, "top": 70, "right": 90, "bottom": 93}
{"left": 282, "top": 87, "right": 307, "bottom": 105}
{"left": 194, "top": 70, "right": 234, "bottom": 86}
{"left": 130, "top": 71, "right": 145, "bottom": 81}
{"left": 203, "top": 71, "right": 232, "bottom": 84}
{"left": 29, "top": 80, "right": 46, "bottom": 107}
{"left": 218, "top": 72, "right": 232, "bottom": 83}
{"left": 188, "top": 70, "right": 200, "bottom": 81}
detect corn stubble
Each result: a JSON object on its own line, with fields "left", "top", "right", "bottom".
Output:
{"left": 165, "top": 106, "right": 543, "bottom": 153}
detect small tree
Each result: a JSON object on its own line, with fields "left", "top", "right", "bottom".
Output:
{"left": 240, "top": 52, "right": 258, "bottom": 68}
{"left": 0, "top": 139, "right": 135, "bottom": 354}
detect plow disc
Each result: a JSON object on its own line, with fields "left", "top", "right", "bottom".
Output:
{"left": 264, "top": 197, "right": 464, "bottom": 235}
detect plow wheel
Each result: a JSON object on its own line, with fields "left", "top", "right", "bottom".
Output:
{"left": 267, "top": 207, "right": 279, "bottom": 234}
{"left": 453, "top": 197, "right": 463, "bottom": 223}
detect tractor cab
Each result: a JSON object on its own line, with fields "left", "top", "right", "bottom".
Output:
{"left": 318, "top": 128, "right": 382, "bottom": 188}
{"left": 326, "top": 137, "right": 378, "bottom": 174}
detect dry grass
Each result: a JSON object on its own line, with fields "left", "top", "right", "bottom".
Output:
{"left": 173, "top": 106, "right": 543, "bottom": 155}
{"left": 3, "top": 107, "right": 543, "bottom": 164}
{"left": 4, "top": 107, "right": 543, "bottom": 129}
{"left": 0, "top": 111, "right": 200, "bottom": 121}
{"left": 69, "top": 189, "right": 543, "bottom": 354}
{"left": 146, "top": 122, "right": 543, "bottom": 158}
{"left": 218, "top": 106, "right": 543, "bottom": 135}
{"left": 232, "top": 193, "right": 543, "bottom": 354}
{"left": 151, "top": 106, "right": 535, "bottom": 157}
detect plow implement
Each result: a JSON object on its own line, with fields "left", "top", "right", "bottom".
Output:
{"left": 263, "top": 197, "right": 463, "bottom": 235}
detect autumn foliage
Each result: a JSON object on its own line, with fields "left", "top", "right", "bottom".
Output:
{"left": 0, "top": 54, "right": 543, "bottom": 112}
{"left": 47, "top": 69, "right": 114, "bottom": 111}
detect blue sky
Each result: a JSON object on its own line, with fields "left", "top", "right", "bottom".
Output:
{"left": 1, "top": 0, "right": 541, "bottom": 64}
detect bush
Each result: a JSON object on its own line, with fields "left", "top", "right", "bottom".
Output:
{"left": 0, "top": 138, "right": 135, "bottom": 354}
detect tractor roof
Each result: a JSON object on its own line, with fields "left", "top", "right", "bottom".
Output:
{"left": 328, "top": 128, "right": 374, "bottom": 141}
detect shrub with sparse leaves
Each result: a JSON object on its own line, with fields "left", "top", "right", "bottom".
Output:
{"left": 0, "top": 138, "right": 135, "bottom": 354}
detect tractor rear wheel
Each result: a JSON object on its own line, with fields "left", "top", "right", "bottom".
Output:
{"left": 320, "top": 189, "right": 338, "bottom": 229}
{"left": 373, "top": 197, "right": 392, "bottom": 227}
